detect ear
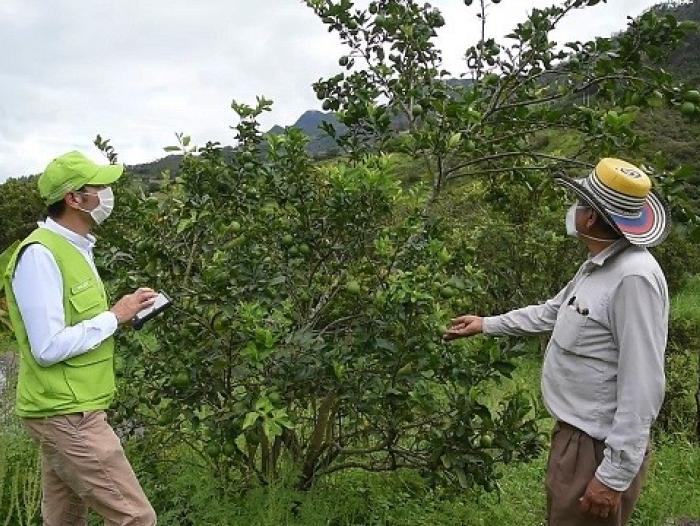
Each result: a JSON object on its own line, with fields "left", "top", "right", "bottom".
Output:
{"left": 585, "top": 209, "right": 598, "bottom": 230}
{"left": 64, "top": 191, "right": 84, "bottom": 210}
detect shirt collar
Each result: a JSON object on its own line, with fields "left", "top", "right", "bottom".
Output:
{"left": 39, "top": 217, "right": 97, "bottom": 251}
{"left": 588, "top": 238, "right": 630, "bottom": 267}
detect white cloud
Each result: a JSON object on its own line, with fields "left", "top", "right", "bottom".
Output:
{"left": 0, "top": 0, "right": 663, "bottom": 181}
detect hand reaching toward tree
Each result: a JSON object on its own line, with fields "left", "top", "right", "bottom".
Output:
{"left": 442, "top": 315, "right": 483, "bottom": 341}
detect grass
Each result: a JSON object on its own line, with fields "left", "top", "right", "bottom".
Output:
{"left": 672, "top": 275, "right": 700, "bottom": 325}
{"left": 117, "top": 433, "right": 699, "bottom": 525}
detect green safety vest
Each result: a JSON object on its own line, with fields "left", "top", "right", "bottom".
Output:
{"left": 3, "top": 227, "right": 115, "bottom": 418}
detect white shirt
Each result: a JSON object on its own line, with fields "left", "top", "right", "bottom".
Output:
{"left": 11, "top": 218, "right": 118, "bottom": 367}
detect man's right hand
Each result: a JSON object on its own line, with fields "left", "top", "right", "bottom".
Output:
{"left": 110, "top": 288, "right": 158, "bottom": 325}
{"left": 443, "top": 315, "right": 484, "bottom": 341}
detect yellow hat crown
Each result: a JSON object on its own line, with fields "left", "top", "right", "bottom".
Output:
{"left": 594, "top": 158, "right": 651, "bottom": 199}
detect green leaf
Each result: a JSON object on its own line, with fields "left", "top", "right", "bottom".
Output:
{"left": 262, "top": 418, "right": 282, "bottom": 440}
{"left": 375, "top": 338, "right": 396, "bottom": 352}
{"left": 242, "top": 411, "right": 260, "bottom": 430}
{"left": 235, "top": 434, "right": 248, "bottom": 453}
{"left": 456, "top": 467, "right": 469, "bottom": 489}
{"left": 176, "top": 219, "right": 193, "bottom": 234}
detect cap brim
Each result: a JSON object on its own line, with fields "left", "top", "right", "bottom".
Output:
{"left": 87, "top": 164, "right": 123, "bottom": 186}
{"left": 554, "top": 175, "right": 671, "bottom": 247}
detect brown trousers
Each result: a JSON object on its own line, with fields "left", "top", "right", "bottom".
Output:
{"left": 546, "top": 421, "right": 649, "bottom": 526}
{"left": 23, "top": 410, "right": 156, "bottom": 526}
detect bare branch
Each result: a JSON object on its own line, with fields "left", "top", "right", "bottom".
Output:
{"left": 445, "top": 151, "right": 593, "bottom": 179}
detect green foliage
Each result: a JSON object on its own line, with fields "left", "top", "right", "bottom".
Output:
{"left": 307, "top": 0, "right": 699, "bottom": 225}
{"left": 98, "top": 99, "right": 542, "bottom": 493}
{"left": 0, "top": 242, "right": 20, "bottom": 332}
{"left": 0, "top": 177, "right": 42, "bottom": 255}
{"left": 657, "top": 275, "right": 700, "bottom": 437}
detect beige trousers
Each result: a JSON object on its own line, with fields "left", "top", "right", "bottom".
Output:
{"left": 23, "top": 410, "right": 156, "bottom": 526}
{"left": 546, "top": 421, "right": 649, "bottom": 526}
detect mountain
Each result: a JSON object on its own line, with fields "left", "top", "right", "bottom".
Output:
{"left": 662, "top": 0, "right": 700, "bottom": 81}
{"left": 268, "top": 110, "right": 346, "bottom": 158}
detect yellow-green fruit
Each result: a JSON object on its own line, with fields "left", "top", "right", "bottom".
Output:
{"left": 205, "top": 443, "right": 221, "bottom": 457}
{"left": 440, "top": 286, "right": 456, "bottom": 299}
{"left": 282, "top": 234, "right": 294, "bottom": 246}
{"left": 346, "top": 280, "right": 361, "bottom": 294}
{"left": 479, "top": 434, "right": 493, "bottom": 448}
{"left": 299, "top": 243, "right": 311, "bottom": 255}
{"left": 213, "top": 316, "right": 227, "bottom": 332}
{"left": 223, "top": 442, "right": 237, "bottom": 456}
{"left": 681, "top": 101, "right": 696, "bottom": 116}
{"left": 230, "top": 221, "right": 242, "bottom": 233}
{"left": 173, "top": 371, "right": 190, "bottom": 388}
{"left": 397, "top": 363, "right": 413, "bottom": 376}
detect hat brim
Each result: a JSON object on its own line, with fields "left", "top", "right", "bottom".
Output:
{"left": 86, "top": 164, "right": 123, "bottom": 186}
{"left": 555, "top": 175, "right": 671, "bottom": 247}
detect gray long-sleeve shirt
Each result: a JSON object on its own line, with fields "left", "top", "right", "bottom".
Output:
{"left": 483, "top": 239, "right": 668, "bottom": 491}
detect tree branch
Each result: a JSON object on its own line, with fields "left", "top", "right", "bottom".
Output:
{"left": 445, "top": 151, "right": 593, "bottom": 179}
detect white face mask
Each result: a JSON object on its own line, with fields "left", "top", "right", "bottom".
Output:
{"left": 565, "top": 204, "right": 581, "bottom": 237}
{"left": 566, "top": 204, "right": 617, "bottom": 243}
{"left": 77, "top": 187, "right": 114, "bottom": 225}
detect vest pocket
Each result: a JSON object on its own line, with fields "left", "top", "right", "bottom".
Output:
{"left": 63, "top": 354, "right": 115, "bottom": 403}
{"left": 69, "top": 286, "right": 103, "bottom": 314}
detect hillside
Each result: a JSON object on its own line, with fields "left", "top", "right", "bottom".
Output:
{"left": 2, "top": 1, "right": 699, "bottom": 196}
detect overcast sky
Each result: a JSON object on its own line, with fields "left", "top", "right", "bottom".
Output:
{"left": 0, "top": 0, "right": 661, "bottom": 182}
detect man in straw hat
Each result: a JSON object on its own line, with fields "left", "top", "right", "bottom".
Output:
{"left": 444, "top": 158, "right": 670, "bottom": 526}
{"left": 2, "top": 151, "right": 158, "bottom": 524}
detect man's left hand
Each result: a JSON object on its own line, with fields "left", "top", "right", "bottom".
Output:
{"left": 579, "top": 476, "right": 621, "bottom": 519}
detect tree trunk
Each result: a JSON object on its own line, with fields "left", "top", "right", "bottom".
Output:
{"left": 298, "top": 393, "right": 337, "bottom": 489}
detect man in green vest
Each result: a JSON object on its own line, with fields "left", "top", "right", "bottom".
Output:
{"left": 3, "top": 151, "right": 158, "bottom": 525}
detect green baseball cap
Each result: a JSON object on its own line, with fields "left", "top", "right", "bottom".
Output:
{"left": 38, "top": 151, "right": 124, "bottom": 205}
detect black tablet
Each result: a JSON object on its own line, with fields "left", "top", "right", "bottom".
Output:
{"left": 132, "top": 291, "right": 173, "bottom": 330}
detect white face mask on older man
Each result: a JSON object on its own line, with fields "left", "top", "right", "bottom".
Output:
{"left": 565, "top": 204, "right": 581, "bottom": 238}
{"left": 565, "top": 204, "right": 618, "bottom": 243}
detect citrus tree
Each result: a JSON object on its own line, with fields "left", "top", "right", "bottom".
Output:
{"left": 306, "top": 0, "right": 700, "bottom": 229}
{"left": 99, "top": 99, "right": 542, "bottom": 493}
